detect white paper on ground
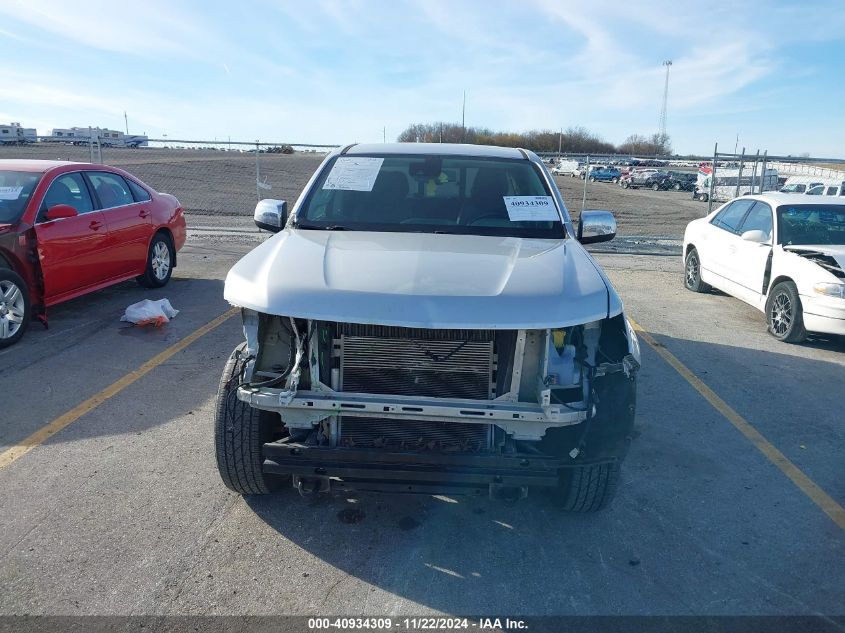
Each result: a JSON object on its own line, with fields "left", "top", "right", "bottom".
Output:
{"left": 503, "top": 196, "right": 558, "bottom": 221}
{"left": 0, "top": 186, "right": 23, "bottom": 200}
{"left": 322, "top": 157, "right": 384, "bottom": 192}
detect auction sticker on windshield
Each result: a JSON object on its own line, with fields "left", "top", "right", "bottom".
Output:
{"left": 503, "top": 196, "right": 558, "bottom": 221}
{"left": 323, "top": 157, "right": 384, "bottom": 192}
{"left": 0, "top": 186, "right": 23, "bottom": 200}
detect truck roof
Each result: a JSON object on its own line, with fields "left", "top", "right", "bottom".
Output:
{"left": 344, "top": 143, "right": 527, "bottom": 160}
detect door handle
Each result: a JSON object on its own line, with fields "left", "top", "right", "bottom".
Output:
{"left": 139, "top": 209, "right": 150, "bottom": 218}
{"left": 89, "top": 220, "right": 104, "bottom": 230}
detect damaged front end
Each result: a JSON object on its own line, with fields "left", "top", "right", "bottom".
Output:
{"left": 234, "top": 310, "right": 639, "bottom": 498}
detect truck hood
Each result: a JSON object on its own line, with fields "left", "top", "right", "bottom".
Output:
{"left": 224, "top": 230, "right": 616, "bottom": 329}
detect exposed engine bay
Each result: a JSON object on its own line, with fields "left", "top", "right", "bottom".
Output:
{"left": 234, "top": 310, "right": 639, "bottom": 457}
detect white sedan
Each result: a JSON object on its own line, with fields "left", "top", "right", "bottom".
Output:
{"left": 683, "top": 193, "right": 845, "bottom": 342}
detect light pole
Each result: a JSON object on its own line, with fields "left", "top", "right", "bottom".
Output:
{"left": 659, "top": 60, "right": 672, "bottom": 149}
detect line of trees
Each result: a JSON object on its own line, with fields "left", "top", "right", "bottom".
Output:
{"left": 396, "top": 122, "right": 672, "bottom": 156}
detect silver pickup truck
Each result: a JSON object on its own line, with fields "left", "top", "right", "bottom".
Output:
{"left": 216, "top": 143, "right": 640, "bottom": 511}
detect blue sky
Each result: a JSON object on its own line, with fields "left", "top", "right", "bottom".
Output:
{"left": 1, "top": 0, "right": 844, "bottom": 156}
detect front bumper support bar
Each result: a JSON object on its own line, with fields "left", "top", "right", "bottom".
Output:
{"left": 263, "top": 441, "right": 578, "bottom": 494}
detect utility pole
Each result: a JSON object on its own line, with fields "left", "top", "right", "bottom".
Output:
{"left": 461, "top": 91, "right": 466, "bottom": 143}
{"left": 558, "top": 128, "right": 562, "bottom": 157}
{"left": 124, "top": 111, "right": 129, "bottom": 135}
{"left": 659, "top": 60, "right": 672, "bottom": 145}
{"left": 383, "top": 126, "right": 386, "bottom": 143}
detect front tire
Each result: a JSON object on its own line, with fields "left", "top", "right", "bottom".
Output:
{"left": 0, "top": 268, "right": 30, "bottom": 348}
{"left": 137, "top": 233, "right": 174, "bottom": 288}
{"left": 558, "top": 462, "right": 621, "bottom": 512}
{"left": 684, "top": 248, "right": 711, "bottom": 293}
{"left": 766, "top": 281, "right": 807, "bottom": 343}
{"left": 215, "top": 343, "right": 287, "bottom": 494}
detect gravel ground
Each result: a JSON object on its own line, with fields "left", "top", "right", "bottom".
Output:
{"left": 1, "top": 145, "right": 708, "bottom": 239}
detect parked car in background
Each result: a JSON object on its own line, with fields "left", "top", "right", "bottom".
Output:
{"left": 570, "top": 163, "right": 589, "bottom": 178}
{"left": 216, "top": 142, "right": 640, "bottom": 511}
{"left": 642, "top": 171, "right": 672, "bottom": 190}
{"left": 621, "top": 169, "right": 660, "bottom": 189}
{"left": 587, "top": 166, "right": 621, "bottom": 183}
{"left": 780, "top": 183, "right": 821, "bottom": 193}
{"left": 683, "top": 193, "right": 845, "bottom": 342}
{"left": 0, "top": 160, "right": 186, "bottom": 347}
{"left": 665, "top": 172, "right": 697, "bottom": 191}
{"left": 780, "top": 177, "right": 823, "bottom": 194}
{"left": 551, "top": 159, "right": 580, "bottom": 176}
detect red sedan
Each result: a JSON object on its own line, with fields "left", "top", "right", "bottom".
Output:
{"left": 0, "top": 160, "right": 186, "bottom": 347}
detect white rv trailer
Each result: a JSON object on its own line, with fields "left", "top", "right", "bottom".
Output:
{"left": 693, "top": 166, "right": 779, "bottom": 202}
{"left": 0, "top": 122, "right": 37, "bottom": 144}
{"left": 45, "top": 127, "right": 148, "bottom": 147}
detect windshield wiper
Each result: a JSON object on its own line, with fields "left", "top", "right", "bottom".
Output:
{"left": 296, "top": 222, "right": 349, "bottom": 231}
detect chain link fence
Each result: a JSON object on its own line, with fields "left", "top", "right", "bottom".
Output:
{"left": 2, "top": 140, "right": 843, "bottom": 244}
{"left": 0, "top": 138, "right": 335, "bottom": 226}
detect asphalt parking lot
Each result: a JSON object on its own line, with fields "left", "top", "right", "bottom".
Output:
{"left": 1, "top": 234, "right": 843, "bottom": 618}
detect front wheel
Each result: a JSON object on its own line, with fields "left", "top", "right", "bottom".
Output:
{"left": 698, "top": 192, "right": 709, "bottom": 202}
{"left": 611, "top": 177, "right": 618, "bottom": 184}
{"left": 684, "top": 248, "right": 711, "bottom": 293}
{"left": 589, "top": 176, "right": 596, "bottom": 182}
{"left": 137, "top": 233, "right": 174, "bottom": 288}
{"left": 673, "top": 183, "right": 681, "bottom": 191}
{"left": 215, "top": 343, "right": 288, "bottom": 494}
{"left": 652, "top": 183, "right": 660, "bottom": 191}
{"left": 766, "top": 281, "right": 807, "bottom": 343}
{"left": 0, "top": 268, "right": 30, "bottom": 348}
{"left": 558, "top": 462, "right": 621, "bottom": 512}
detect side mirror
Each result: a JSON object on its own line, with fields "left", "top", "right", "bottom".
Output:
{"left": 741, "top": 229, "right": 769, "bottom": 244}
{"left": 45, "top": 204, "right": 78, "bottom": 220}
{"left": 254, "top": 199, "right": 287, "bottom": 233}
{"left": 578, "top": 210, "right": 617, "bottom": 244}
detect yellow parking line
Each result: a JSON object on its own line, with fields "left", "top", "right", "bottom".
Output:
{"left": 0, "top": 307, "right": 239, "bottom": 470}
{"left": 629, "top": 318, "right": 845, "bottom": 531}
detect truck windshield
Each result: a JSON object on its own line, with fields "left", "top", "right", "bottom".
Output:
{"left": 0, "top": 171, "right": 41, "bottom": 223}
{"left": 296, "top": 154, "right": 567, "bottom": 239}
{"left": 777, "top": 204, "right": 845, "bottom": 245}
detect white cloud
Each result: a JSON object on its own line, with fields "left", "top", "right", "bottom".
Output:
{"left": 0, "top": 0, "right": 213, "bottom": 57}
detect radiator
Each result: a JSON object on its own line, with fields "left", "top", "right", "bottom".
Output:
{"left": 338, "top": 334, "right": 495, "bottom": 400}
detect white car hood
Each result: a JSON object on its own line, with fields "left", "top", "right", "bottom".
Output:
{"left": 224, "top": 230, "right": 616, "bottom": 329}
{"left": 782, "top": 244, "right": 845, "bottom": 269}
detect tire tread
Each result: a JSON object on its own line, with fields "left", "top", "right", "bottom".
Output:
{"left": 214, "top": 344, "right": 271, "bottom": 495}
